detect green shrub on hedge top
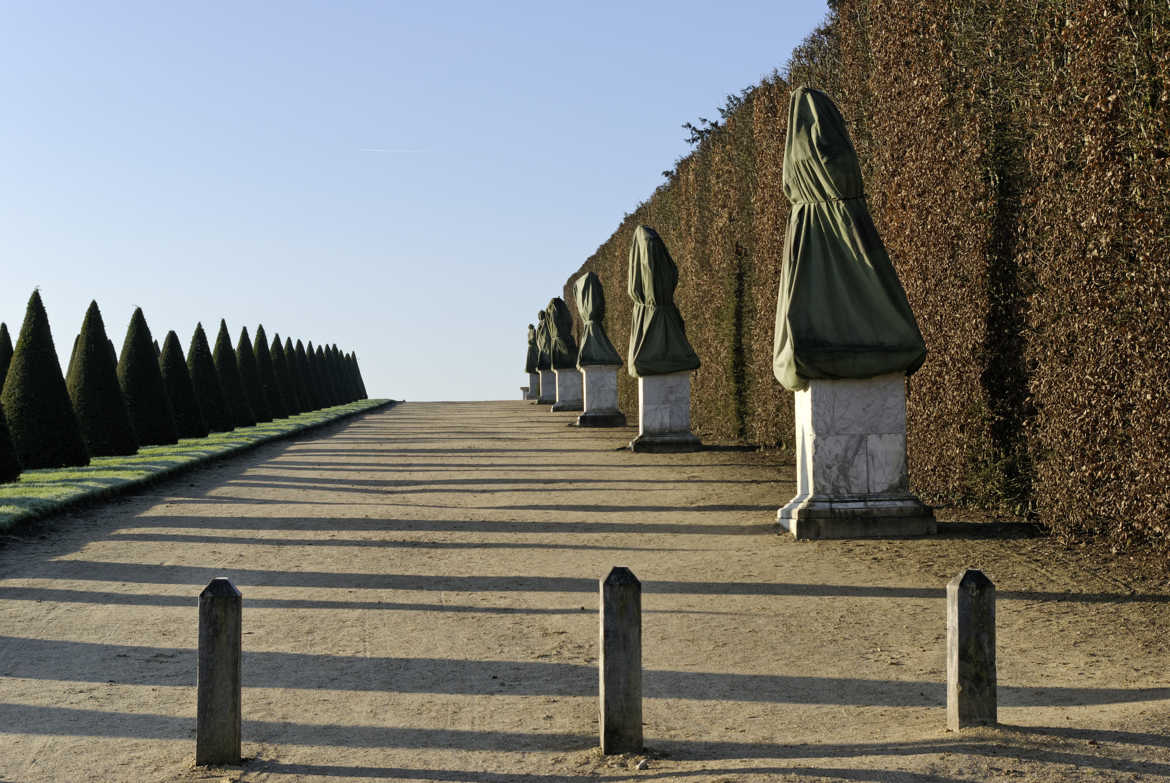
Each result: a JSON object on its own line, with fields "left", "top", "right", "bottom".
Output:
{"left": 160, "top": 330, "right": 208, "bottom": 439}
{"left": 0, "top": 290, "right": 89, "bottom": 468}
{"left": 213, "top": 320, "right": 255, "bottom": 428}
{"left": 67, "top": 301, "right": 139, "bottom": 456}
{"left": 117, "top": 307, "right": 177, "bottom": 447}
{"left": 0, "top": 323, "right": 12, "bottom": 388}
{"left": 295, "top": 340, "right": 319, "bottom": 411}
{"left": 188, "top": 323, "right": 232, "bottom": 433}
{"left": 253, "top": 325, "right": 286, "bottom": 419}
{"left": 0, "top": 404, "right": 21, "bottom": 482}
{"left": 271, "top": 334, "right": 301, "bottom": 415}
{"left": 236, "top": 326, "right": 271, "bottom": 424}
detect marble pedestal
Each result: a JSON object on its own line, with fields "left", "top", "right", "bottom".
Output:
{"left": 551, "top": 368, "right": 583, "bottom": 412}
{"left": 538, "top": 369, "right": 556, "bottom": 404}
{"left": 778, "top": 372, "right": 935, "bottom": 539}
{"left": 520, "top": 386, "right": 529, "bottom": 400}
{"left": 629, "top": 371, "right": 701, "bottom": 452}
{"left": 525, "top": 372, "right": 540, "bottom": 401}
{"left": 576, "top": 365, "right": 626, "bottom": 427}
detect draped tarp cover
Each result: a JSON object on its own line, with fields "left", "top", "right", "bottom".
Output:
{"left": 524, "top": 324, "right": 538, "bottom": 373}
{"left": 546, "top": 298, "right": 579, "bottom": 370}
{"left": 627, "top": 225, "right": 701, "bottom": 377}
{"left": 773, "top": 87, "right": 926, "bottom": 391}
{"left": 535, "top": 311, "right": 552, "bottom": 371}
{"left": 573, "top": 272, "right": 622, "bottom": 367}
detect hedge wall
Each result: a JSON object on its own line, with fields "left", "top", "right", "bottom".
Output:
{"left": 561, "top": 1, "right": 1170, "bottom": 550}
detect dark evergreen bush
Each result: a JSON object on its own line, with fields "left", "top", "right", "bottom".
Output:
{"left": 306, "top": 341, "right": 327, "bottom": 409}
{"left": 294, "top": 340, "right": 318, "bottom": 410}
{"left": 253, "top": 326, "right": 286, "bottom": 419}
{"left": 271, "top": 334, "right": 301, "bottom": 415}
{"left": 0, "top": 406, "right": 21, "bottom": 482}
{"left": 213, "top": 320, "right": 254, "bottom": 428}
{"left": 117, "top": 307, "right": 177, "bottom": 446}
{"left": 0, "top": 322, "right": 12, "bottom": 387}
{"left": 0, "top": 291, "right": 89, "bottom": 468}
{"left": 188, "top": 323, "right": 232, "bottom": 433}
{"left": 153, "top": 339, "right": 161, "bottom": 358}
{"left": 236, "top": 326, "right": 270, "bottom": 423}
{"left": 353, "top": 353, "right": 368, "bottom": 399}
{"left": 316, "top": 344, "right": 339, "bottom": 407}
{"left": 160, "top": 330, "right": 208, "bottom": 439}
{"left": 67, "top": 301, "right": 138, "bottom": 456}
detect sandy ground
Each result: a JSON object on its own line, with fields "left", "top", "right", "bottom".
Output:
{"left": 0, "top": 400, "right": 1169, "bottom": 783}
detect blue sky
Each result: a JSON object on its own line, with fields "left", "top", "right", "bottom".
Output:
{"left": 1, "top": 1, "right": 829, "bottom": 400}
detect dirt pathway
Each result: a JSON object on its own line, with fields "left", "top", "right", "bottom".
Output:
{"left": 0, "top": 401, "right": 1168, "bottom": 782}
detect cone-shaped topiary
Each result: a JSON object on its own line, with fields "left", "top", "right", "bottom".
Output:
{"left": 343, "top": 352, "right": 358, "bottom": 401}
{"left": 117, "top": 307, "right": 178, "bottom": 447}
{"left": 315, "top": 344, "right": 337, "bottom": 407}
{"left": 306, "top": 341, "right": 327, "bottom": 409}
{"left": 67, "top": 301, "right": 138, "bottom": 456}
{"left": 291, "top": 339, "right": 315, "bottom": 410}
{"left": 65, "top": 333, "right": 80, "bottom": 381}
{"left": 330, "top": 344, "right": 349, "bottom": 403}
{"left": 0, "top": 323, "right": 12, "bottom": 387}
{"left": 271, "top": 334, "right": 300, "bottom": 415}
{"left": 353, "top": 353, "right": 369, "bottom": 399}
{"left": 153, "top": 339, "right": 161, "bottom": 358}
{"left": 160, "top": 331, "right": 208, "bottom": 439}
{"left": 253, "top": 326, "right": 286, "bottom": 419}
{"left": 236, "top": 326, "right": 270, "bottom": 423}
{"left": 0, "top": 291, "right": 89, "bottom": 468}
{"left": 0, "top": 404, "right": 21, "bottom": 482}
{"left": 213, "top": 320, "right": 254, "bottom": 428}
{"left": 188, "top": 323, "right": 232, "bottom": 433}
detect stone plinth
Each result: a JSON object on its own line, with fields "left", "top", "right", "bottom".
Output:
{"left": 520, "top": 386, "right": 529, "bottom": 400}
{"left": 778, "top": 372, "right": 935, "bottom": 538}
{"left": 577, "top": 365, "right": 626, "bottom": 427}
{"left": 538, "top": 369, "right": 556, "bottom": 404}
{"left": 552, "top": 368, "right": 583, "bottom": 412}
{"left": 526, "top": 372, "right": 540, "bottom": 401}
{"left": 629, "top": 371, "right": 700, "bottom": 452}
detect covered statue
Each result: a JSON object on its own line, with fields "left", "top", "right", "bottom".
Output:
{"left": 524, "top": 324, "right": 538, "bottom": 374}
{"left": 546, "top": 298, "right": 579, "bottom": 370}
{"left": 627, "top": 226, "right": 700, "bottom": 377}
{"left": 574, "top": 272, "right": 621, "bottom": 367}
{"left": 535, "top": 311, "right": 552, "bottom": 372}
{"left": 772, "top": 86, "right": 926, "bottom": 391}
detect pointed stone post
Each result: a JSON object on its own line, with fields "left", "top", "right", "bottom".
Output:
{"left": 600, "top": 567, "right": 642, "bottom": 754}
{"left": 947, "top": 569, "right": 996, "bottom": 730}
{"left": 197, "top": 577, "right": 242, "bottom": 765}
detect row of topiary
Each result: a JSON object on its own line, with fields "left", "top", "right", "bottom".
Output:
{"left": 0, "top": 290, "right": 368, "bottom": 482}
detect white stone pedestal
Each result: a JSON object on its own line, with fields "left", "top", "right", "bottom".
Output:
{"left": 778, "top": 372, "right": 935, "bottom": 539}
{"left": 576, "top": 365, "right": 626, "bottom": 427}
{"left": 629, "top": 371, "right": 701, "bottom": 452}
{"left": 551, "top": 368, "right": 583, "bottom": 412}
{"left": 526, "top": 372, "right": 540, "bottom": 401}
{"left": 538, "top": 369, "right": 556, "bottom": 404}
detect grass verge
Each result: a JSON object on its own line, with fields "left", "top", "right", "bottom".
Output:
{"left": 0, "top": 398, "right": 394, "bottom": 531}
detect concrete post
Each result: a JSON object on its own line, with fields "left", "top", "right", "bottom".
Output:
{"left": 197, "top": 577, "right": 242, "bottom": 765}
{"left": 947, "top": 569, "right": 996, "bottom": 730}
{"left": 600, "top": 567, "right": 642, "bottom": 754}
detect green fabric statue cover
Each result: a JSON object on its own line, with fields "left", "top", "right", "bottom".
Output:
{"left": 525, "top": 324, "right": 538, "bottom": 373}
{"left": 773, "top": 87, "right": 926, "bottom": 391}
{"left": 546, "top": 298, "right": 579, "bottom": 370}
{"left": 535, "top": 311, "right": 552, "bottom": 371}
{"left": 574, "top": 272, "right": 622, "bottom": 367}
{"left": 627, "top": 225, "right": 701, "bottom": 377}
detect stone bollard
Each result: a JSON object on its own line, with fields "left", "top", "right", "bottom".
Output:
{"left": 600, "top": 567, "right": 642, "bottom": 754}
{"left": 947, "top": 569, "right": 996, "bottom": 730}
{"left": 197, "top": 577, "right": 242, "bottom": 765}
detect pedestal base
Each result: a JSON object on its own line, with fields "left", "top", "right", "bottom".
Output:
{"left": 629, "top": 431, "right": 702, "bottom": 452}
{"left": 551, "top": 368, "right": 583, "bottom": 412}
{"left": 520, "top": 386, "right": 529, "bottom": 400}
{"left": 630, "top": 372, "right": 700, "bottom": 452}
{"left": 577, "top": 411, "right": 627, "bottom": 427}
{"left": 777, "top": 373, "right": 934, "bottom": 539}
{"left": 537, "top": 369, "right": 556, "bottom": 404}
{"left": 525, "top": 372, "right": 540, "bottom": 401}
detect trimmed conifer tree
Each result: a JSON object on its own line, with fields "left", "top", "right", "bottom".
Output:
{"left": 160, "top": 331, "right": 208, "bottom": 439}
{"left": 117, "top": 307, "right": 177, "bottom": 447}
{"left": 354, "top": 353, "right": 368, "bottom": 399}
{"left": 0, "top": 322, "right": 12, "bottom": 387}
{"left": 188, "top": 323, "right": 232, "bottom": 432}
{"left": 343, "top": 352, "right": 358, "bottom": 401}
{"left": 0, "top": 290, "right": 89, "bottom": 468}
{"left": 213, "top": 320, "right": 254, "bottom": 428}
{"left": 65, "top": 333, "right": 80, "bottom": 381}
{"left": 305, "top": 341, "right": 326, "bottom": 409}
{"left": 236, "top": 326, "right": 270, "bottom": 423}
{"left": 67, "top": 301, "right": 138, "bottom": 456}
{"left": 328, "top": 344, "right": 347, "bottom": 403}
{"left": 0, "top": 405, "right": 21, "bottom": 482}
{"left": 290, "top": 337, "right": 313, "bottom": 411}
{"left": 314, "top": 344, "right": 336, "bottom": 407}
{"left": 271, "top": 334, "right": 301, "bottom": 415}
{"left": 153, "top": 339, "right": 161, "bottom": 357}
{"left": 253, "top": 326, "right": 286, "bottom": 419}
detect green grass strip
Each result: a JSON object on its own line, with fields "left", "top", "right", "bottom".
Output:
{"left": 0, "top": 398, "right": 394, "bottom": 531}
